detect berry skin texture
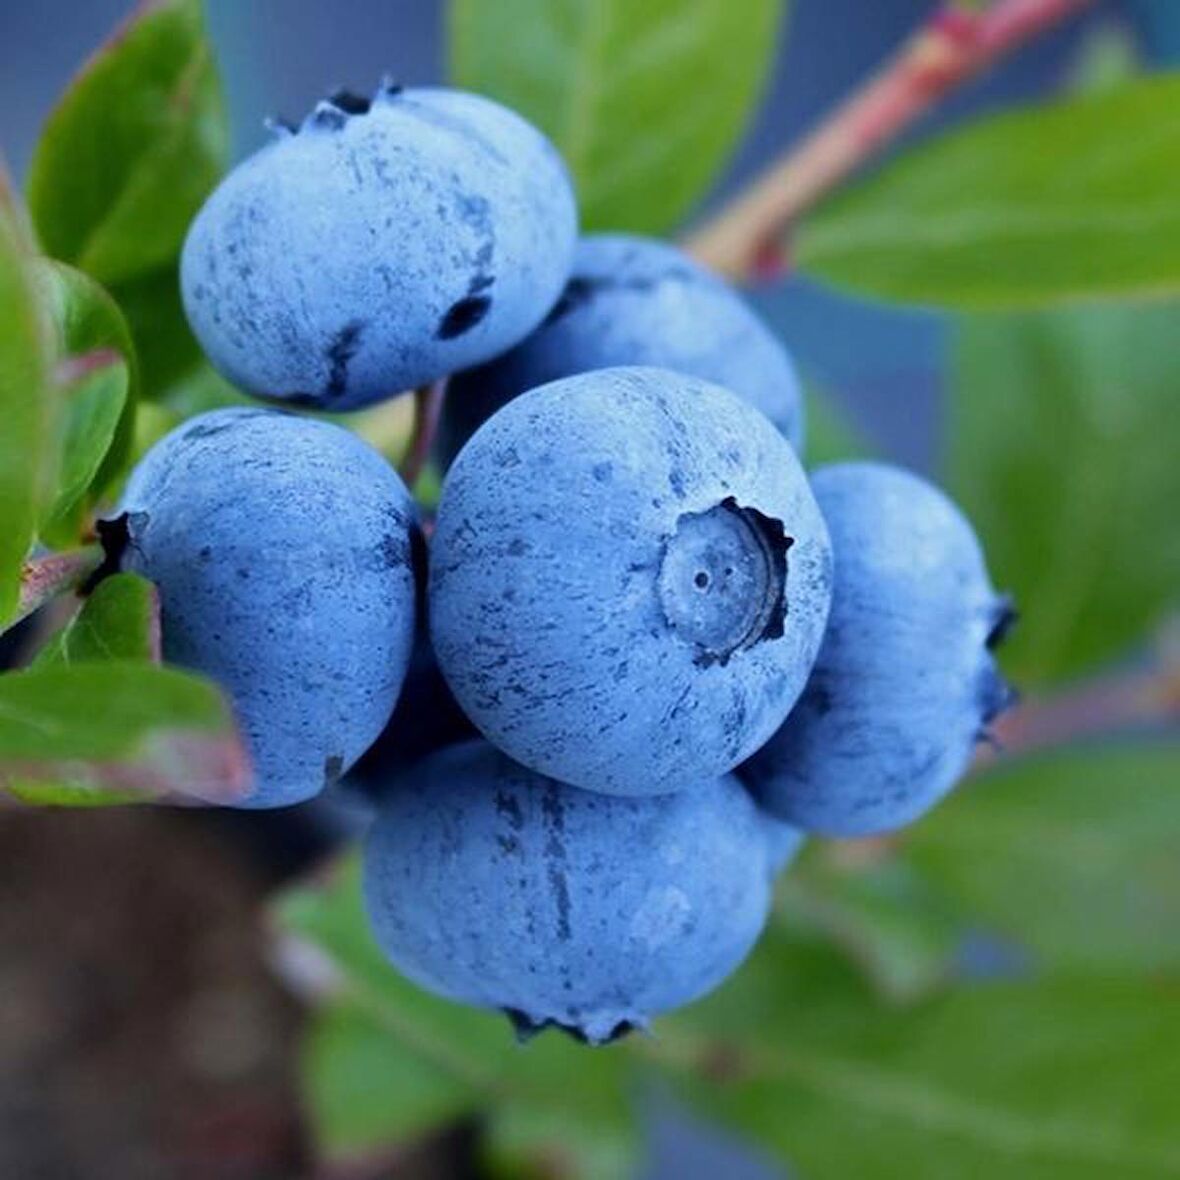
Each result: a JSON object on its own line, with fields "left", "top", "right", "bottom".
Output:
{"left": 430, "top": 366, "right": 833, "bottom": 797}
{"left": 181, "top": 84, "right": 578, "bottom": 409}
{"left": 743, "top": 461, "right": 1015, "bottom": 837}
{"left": 117, "top": 408, "right": 419, "bottom": 809}
{"left": 362, "top": 741, "right": 772, "bottom": 1043}
{"left": 440, "top": 232, "right": 804, "bottom": 466}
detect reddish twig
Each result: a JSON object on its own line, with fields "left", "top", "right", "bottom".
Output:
{"left": 685, "top": 0, "right": 1096, "bottom": 279}
{"left": 399, "top": 378, "right": 447, "bottom": 491}
{"left": 979, "top": 660, "right": 1180, "bottom": 766}
{"left": 7, "top": 547, "right": 103, "bottom": 634}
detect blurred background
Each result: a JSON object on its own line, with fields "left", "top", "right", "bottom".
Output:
{"left": 1, "top": 2, "right": 1178, "bottom": 1178}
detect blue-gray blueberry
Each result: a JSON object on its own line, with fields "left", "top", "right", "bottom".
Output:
{"left": 181, "top": 83, "right": 578, "bottom": 409}
{"left": 117, "top": 407, "right": 418, "bottom": 808}
{"left": 743, "top": 462, "right": 1015, "bottom": 836}
{"left": 430, "top": 366, "right": 832, "bottom": 797}
{"left": 440, "top": 232, "right": 804, "bottom": 467}
{"left": 362, "top": 741, "right": 772, "bottom": 1043}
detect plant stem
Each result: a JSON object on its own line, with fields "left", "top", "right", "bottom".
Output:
{"left": 983, "top": 659, "right": 1180, "bottom": 764}
{"left": 399, "top": 378, "right": 448, "bottom": 491}
{"left": 6, "top": 546, "right": 103, "bottom": 634}
{"left": 685, "top": 0, "right": 1096, "bottom": 279}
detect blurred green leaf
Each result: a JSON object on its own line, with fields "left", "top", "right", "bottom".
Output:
{"left": 301, "top": 1003, "right": 475, "bottom": 1160}
{"left": 115, "top": 267, "right": 205, "bottom": 399}
{"left": 40, "top": 353, "right": 130, "bottom": 548}
{"left": 672, "top": 935, "right": 1180, "bottom": 1180}
{"left": 450, "top": 0, "right": 785, "bottom": 234}
{"left": 276, "top": 856, "right": 639, "bottom": 1179}
{"left": 908, "top": 742, "right": 1180, "bottom": 977}
{"left": 26, "top": 0, "right": 227, "bottom": 286}
{"left": 797, "top": 75, "right": 1180, "bottom": 308}
{"left": 949, "top": 300, "right": 1180, "bottom": 683}
{"left": 34, "top": 573, "right": 159, "bottom": 667}
{"left": 804, "top": 385, "right": 872, "bottom": 467}
{"left": 33, "top": 261, "right": 138, "bottom": 534}
{"left": 0, "top": 660, "right": 245, "bottom": 805}
{"left": 0, "top": 170, "right": 54, "bottom": 623}
{"left": 779, "top": 853, "right": 967, "bottom": 1004}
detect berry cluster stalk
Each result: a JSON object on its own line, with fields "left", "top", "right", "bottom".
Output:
{"left": 684, "top": 0, "right": 1097, "bottom": 279}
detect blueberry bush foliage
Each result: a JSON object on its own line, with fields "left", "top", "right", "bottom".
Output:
{"left": 1, "top": 1, "right": 1178, "bottom": 1176}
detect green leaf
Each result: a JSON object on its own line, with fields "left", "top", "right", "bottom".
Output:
{"left": 26, "top": 0, "right": 227, "bottom": 287}
{"left": 0, "top": 171, "right": 54, "bottom": 622}
{"left": 301, "top": 1003, "right": 475, "bottom": 1161}
{"left": 41, "top": 353, "right": 130, "bottom": 548}
{"left": 115, "top": 266, "right": 205, "bottom": 400}
{"left": 797, "top": 75, "right": 1180, "bottom": 308}
{"left": 779, "top": 853, "right": 966, "bottom": 1004}
{"left": 0, "top": 660, "right": 246, "bottom": 805}
{"left": 949, "top": 300, "right": 1180, "bottom": 683}
{"left": 671, "top": 938, "right": 1180, "bottom": 1180}
{"left": 275, "top": 856, "right": 639, "bottom": 1178}
{"left": 34, "top": 573, "right": 160, "bottom": 667}
{"left": 450, "top": 0, "right": 785, "bottom": 234}
{"left": 804, "top": 385, "right": 871, "bottom": 467}
{"left": 907, "top": 742, "right": 1180, "bottom": 978}
{"left": 33, "top": 260, "right": 139, "bottom": 531}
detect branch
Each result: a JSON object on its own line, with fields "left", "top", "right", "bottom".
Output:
{"left": 685, "top": 0, "right": 1096, "bottom": 279}
{"left": 981, "top": 659, "right": 1180, "bottom": 765}
{"left": 399, "top": 378, "right": 447, "bottom": 491}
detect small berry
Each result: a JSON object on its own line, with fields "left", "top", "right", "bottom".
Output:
{"left": 117, "top": 408, "right": 418, "bottom": 808}
{"left": 743, "top": 462, "right": 1015, "bottom": 836}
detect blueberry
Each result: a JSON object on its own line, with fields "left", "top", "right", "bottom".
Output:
{"left": 430, "top": 366, "right": 832, "bottom": 796}
{"left": 743, "top": 462, "right": 1015, "bottom": 837}
{"left": 181, "top": 83, "right": 578, "bottom": 409}
{"left": 362, "top": 741, "right": 772, "bottom": 1043}
{"left": 117, "top": 407, "right": 418, "bottom": 808}
{"left": 440, "top": 233, "right": 804, "bottom": 467}
{"left": 345, "top": 629, "right": 478, "bottom": 798}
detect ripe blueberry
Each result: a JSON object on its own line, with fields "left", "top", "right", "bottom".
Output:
{"left": 181, "top": 83, "right": 577, "bottom": 409}
{"left": 440, "top": 232, "right": 804, "bottom": 466}
{"left": 743, "top": 462, "right": 1015, "bottom": 837}
{"left": 430, "top": 367, "right": 832, "bottom": 797}
{"left": 117, "top": 408, "right": 418, "bottom": 808}
{"left": 362, "top": 741, "right": 772, "bottom": 1043}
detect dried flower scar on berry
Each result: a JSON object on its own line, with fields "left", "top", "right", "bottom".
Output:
{"left": 744, "top": 461, "right": 1016, "bottom": 837}
{"left": 181, "top": 82, "right": 578, "bottom": 409}
{"left": 430, "top": 366, "right": 832, "bottom": 797}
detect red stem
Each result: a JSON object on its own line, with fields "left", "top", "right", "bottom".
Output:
{"left": 399, "top": 378, "right": 447, "bottom": 491}
{"left": 685, "top": 0, "right": 1096, "bottom": 278}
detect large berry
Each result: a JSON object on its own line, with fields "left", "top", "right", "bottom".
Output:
{"left": 181, "top": 84, "right": 577, "bottom": 409}
{"left": 362, "top": 741, "right": 772, "bottom": 1043}
{"left": 430, "top": 367, "right": 832, "bottom": 796}
{"left": 744, "top": 462, "right": 1015, "bottom": 836}
{"left": 440, "top": 233, "right": 804, "bottom": 466}
{"left": 117, "top": 408, "right": 418, "bottom": 808}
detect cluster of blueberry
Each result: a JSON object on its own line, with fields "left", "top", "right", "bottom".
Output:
{"left": 114, "top": 82, "right": 1013, "bottom": 1042}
